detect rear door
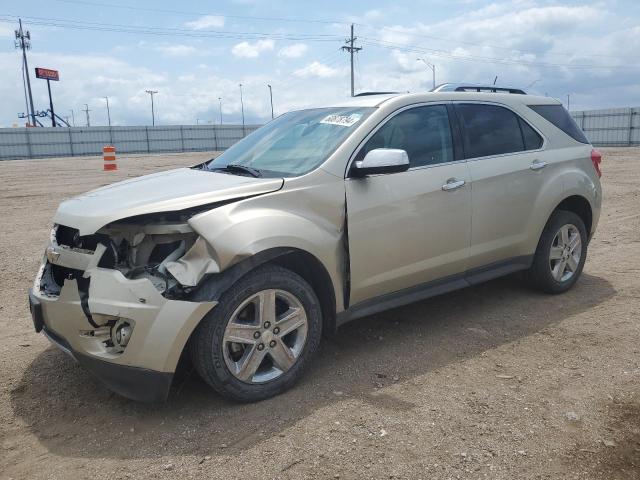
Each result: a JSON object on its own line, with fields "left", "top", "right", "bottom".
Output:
{"left": 454, "top": 102, "right": 548, "bottom": 270}
{"left": 345, "top": 104, "right": 472, "bottom": 305}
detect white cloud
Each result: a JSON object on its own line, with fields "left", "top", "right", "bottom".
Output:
{"left": 185, "top": 15, "right": 225, "bottom": 30}
{"left": 0, "top": 25, "right": 13, "bottom": 37}
{"left": 294, "top": 61, "right": 339, "bottom": 78}
{"left": 156, "top": 45, "right": 197, "bottom": 57}
{"left": 231, "top": 39, "right": 275, "bottom": 58}
{"left": 278, "top": 43, "right": 308, "bottom": 59}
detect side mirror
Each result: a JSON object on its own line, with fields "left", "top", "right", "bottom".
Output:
{"left": 351, "top": 148, "right": 410, "bottom": 177}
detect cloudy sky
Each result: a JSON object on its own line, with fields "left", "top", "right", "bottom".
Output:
{"left": 1, "top": 0, "right": 639, "bottom": 127}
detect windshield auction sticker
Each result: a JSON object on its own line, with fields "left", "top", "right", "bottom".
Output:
{"left": 319, "top": 113, "right": 363, "bottom": 127}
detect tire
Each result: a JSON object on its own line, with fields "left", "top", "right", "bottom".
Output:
{"left": 189, "top": 264, "right": 322, "bottom": 402}
{"left": 526, "top": 210, "right": 588, "bottom": 294}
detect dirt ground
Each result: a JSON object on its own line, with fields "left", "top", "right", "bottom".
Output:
{"left": 0, "top": 148, "right": 639, "bottom": 480}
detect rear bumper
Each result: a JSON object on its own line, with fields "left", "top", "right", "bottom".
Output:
{"left": 30, "top": 289, "right": 174, "bottom": 402}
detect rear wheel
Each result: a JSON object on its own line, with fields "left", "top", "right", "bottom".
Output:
{"left": 190, "top": 264, "right": 322, "bottom": 402}
{"left": 526, "top": 210, "right": 588, "bottom": 294}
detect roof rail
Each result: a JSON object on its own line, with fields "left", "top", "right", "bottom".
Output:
{"left": 431, "top": 83, "right": 526, "bottom": 95}
{"left": 354, "top": 91, "right": 400, "bottom": 97}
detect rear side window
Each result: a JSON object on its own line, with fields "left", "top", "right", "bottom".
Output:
{"left": 355, "top": 105, "right": 454, "bottom": 167}
{"left": 528, "top": 104, "right": 589, "bottom": 144}
{"left": 455, "top": 104, "right": 525, "bottom": 158}
{"left": 519, "top": 118, "right": 544, "bottom": 150}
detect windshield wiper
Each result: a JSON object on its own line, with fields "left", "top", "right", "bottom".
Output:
{"left": 211, "top": 164, "right": 262, "bottom": 177}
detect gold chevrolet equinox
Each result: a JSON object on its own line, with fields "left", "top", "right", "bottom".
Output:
{"left": 29, "top": 88, "right": 603, "bottom": 402}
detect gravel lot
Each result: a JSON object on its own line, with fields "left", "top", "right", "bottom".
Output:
{"left": 1, "top": 148, "right": 639, "bottom": 480}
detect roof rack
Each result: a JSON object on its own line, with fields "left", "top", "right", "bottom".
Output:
{"left": 431, "top": 83, "right": 526, "bottom": 95}
{"left": 354, "top": 91, "right": 400, "bottom": 97}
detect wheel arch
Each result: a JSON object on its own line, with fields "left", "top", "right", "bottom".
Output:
{"left": 554, "top": 194, "right": 593, "bottom": 237}
{"left": 188, "top": 246, "right": 338, "bottom": 335}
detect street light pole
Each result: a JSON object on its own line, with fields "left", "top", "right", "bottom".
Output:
{"left": 239, "top": 84, "right": 245, "bottom": 135}
{"left": 267, "top": 84, "right": 274, "bottom": 119}
{"left": 145, "top": 90, "right": 158, "bottom": 126}
{"left": 103, "top": 96, "right": 111, "bottom": 126}
{"left": 69, "top": 109, "right": 75, "bottom": 127}
{"left": 218, "top": 97, "right": 222, "bottom": 124}
{"left": 417, "top": 58, "right": 436, "bottom": 90}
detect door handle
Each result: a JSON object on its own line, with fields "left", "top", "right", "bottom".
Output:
{"left": 442, "top": 178, "right": 466, "bottom": 191}
{"left": 530, "top": 160, "right": 548, "bottom": 171}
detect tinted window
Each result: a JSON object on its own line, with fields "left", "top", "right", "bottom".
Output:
{"left": 356, "top": 105, "right": 453, "bottom": 167}
{"left": 528, "top": 104, "right": 588, "bottom": 144}
{"left": 456, "top": 104, "right": 524, "bottom": 158}
{"left": 519, "top": 118, "right": 543, "bottom": 150}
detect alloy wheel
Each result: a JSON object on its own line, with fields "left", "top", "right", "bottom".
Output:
{"left": 222, "top": 289, "right": 308, "bottom": 384}
{"left": 549, "top": 224, "right": 582, "bottom": 282}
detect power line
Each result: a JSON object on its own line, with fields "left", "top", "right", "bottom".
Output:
{"left": 355, "top": 23, "right": 640, "bottom": 61}
{"left": 360, "top": 37, "right": 640, "bottom": 70}
{"left": 49, "top": 0, "right": 348, "bottom": 25}
{"left": 0, "top": 15, "right": 343, "bottom": 42}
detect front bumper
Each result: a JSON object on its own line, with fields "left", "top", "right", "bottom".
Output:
{"left": 29, "top": 265, "right": 215, "bottom": 402}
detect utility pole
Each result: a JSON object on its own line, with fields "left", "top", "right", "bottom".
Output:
{"left": 267, "top": 84, "right": 274, "bottom": 119}
{"left": 416, "top": 58, "right": 436, "bottom": 90}
{"left": 69, "top": 109, "right": 75, "bottom": 126}
{"left": 341, "top": 24, "right": 362, "bottom": 97}
{"left": 104, "top": 96, "right": 111, "bottom": 126}
{"left": 15, "top": 19, "right": 36, "bottom": 126}
{"left": 218, "top": 97, "right": 223, "bottom": 124}
{"left": 567, "top": 94, "right": 571, "bottom": 112}
{"left": 83, "top": 104, "right": 91, "bottom": 127}
{"left": 239, "top": 84, "right": 245, "bottom": 135}
{"left": 145, "top": 90, "right": 158, "bottom": 125}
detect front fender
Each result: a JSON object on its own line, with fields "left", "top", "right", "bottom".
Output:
{"left": 169, "top": 173, "right": 347, "bottom": 312}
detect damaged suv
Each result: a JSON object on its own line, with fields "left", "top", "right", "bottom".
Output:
{"left": 29, "top": 90, "right": 602, "bottom": 402}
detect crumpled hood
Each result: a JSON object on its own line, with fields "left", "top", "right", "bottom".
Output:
{"left": 54, "top": 168, "right": 284, "bottom": 234}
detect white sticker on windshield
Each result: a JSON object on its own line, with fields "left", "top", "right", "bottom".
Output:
{"left": 319, "top": 113, "right": 363, "bottom": 127}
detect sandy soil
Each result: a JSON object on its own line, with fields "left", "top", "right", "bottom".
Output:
{"left": 0, "top": 148, "right": 639, "bottom": 480}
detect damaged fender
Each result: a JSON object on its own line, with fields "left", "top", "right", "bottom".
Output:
{"left": 166, "top": 172, "right": 348, "bottom": 312}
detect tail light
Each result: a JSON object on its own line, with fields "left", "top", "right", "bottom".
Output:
{"left": 591, "top": 149, "right": 602, "bottom": 178}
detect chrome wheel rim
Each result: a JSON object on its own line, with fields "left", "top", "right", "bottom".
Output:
{"left": 549, "top": 224, "right": 582, "bottom": 282}
{"left": 222, "top": 289, "right": 308, "bottom": 384}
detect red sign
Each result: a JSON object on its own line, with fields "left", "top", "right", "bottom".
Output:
{"left": 35, "top": 68, "right": 59, "bottom": 81}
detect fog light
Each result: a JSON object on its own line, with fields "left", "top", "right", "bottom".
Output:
{"left": 111, "top": 320, "right": 132, "bottom": 348}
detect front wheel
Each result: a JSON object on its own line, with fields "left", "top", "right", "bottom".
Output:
{"left": 190, "top": 264, "right": 322, "bottom": 402}
{"left": 526, "top": 210, "right": 588, "bottom": 294}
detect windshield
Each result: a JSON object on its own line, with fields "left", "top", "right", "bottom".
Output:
{"left": 205, "top": 107, "right": 374, "bottom": 177}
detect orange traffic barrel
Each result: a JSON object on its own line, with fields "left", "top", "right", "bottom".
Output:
{"left": 103, "top": 145, "right": 117, "bottom": 171}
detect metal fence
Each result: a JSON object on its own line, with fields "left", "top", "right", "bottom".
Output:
{"left": 571, "top": 107, "right": 640, "bottom": 147}
{"left": 2, "top": 107, "right": 638, "bottom": 160}
{"left": 0, "top": 124, "right": 261, "bottom": 160}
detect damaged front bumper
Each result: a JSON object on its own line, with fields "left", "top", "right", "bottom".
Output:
{"left": 29, "top": 245, "right": 216, "bottom": 402}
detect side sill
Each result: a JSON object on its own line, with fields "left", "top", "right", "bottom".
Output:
{"left": 337, "top": 255, "right": 533, "bottom": 327}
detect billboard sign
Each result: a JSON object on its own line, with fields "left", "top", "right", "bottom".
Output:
{"left": 35, "top": 68, "right": 59, "bottom": 81}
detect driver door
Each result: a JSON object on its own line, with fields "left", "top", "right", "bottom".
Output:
{"left": 345, "top": 104, "right": 472, "bottom": 305}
